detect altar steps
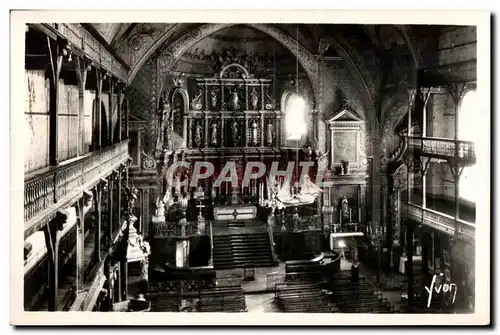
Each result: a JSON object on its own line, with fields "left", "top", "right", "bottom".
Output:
{"left": 212, "top": 232, "right": 274, "bottom": 270}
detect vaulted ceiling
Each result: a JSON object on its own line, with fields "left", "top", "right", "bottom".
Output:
{"left": 88, "top": 23, "right": 440, "bottom": 83}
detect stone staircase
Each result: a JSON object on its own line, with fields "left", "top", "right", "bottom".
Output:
{"left": 212, "top": 232, "right": 274, "bottom": 270}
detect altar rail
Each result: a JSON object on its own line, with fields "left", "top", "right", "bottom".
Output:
{"left": 24, "top": 140, "right": 130, "bottom": 238}
{"left": 403, "top": 202, "right": 475, "bottom": 242}
{"left": 407, "top": 136, "right": 475, "bottom": 163}
{"left": 272, "top": 214, "right": 322, "bottom": 233}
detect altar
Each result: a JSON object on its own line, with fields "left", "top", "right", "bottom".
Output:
{"left": 213, "top": 205, "right": 257, "bottom": 221}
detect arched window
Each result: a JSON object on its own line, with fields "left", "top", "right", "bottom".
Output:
{"left": 285, "top": 93, "right": 307, "bottom": 141}
{"left": 458, "top": 90, "right": 478, "bottom": 204}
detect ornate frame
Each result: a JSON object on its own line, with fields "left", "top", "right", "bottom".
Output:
{"left": 325, "top": 108, "right": 364, "bottom": 170}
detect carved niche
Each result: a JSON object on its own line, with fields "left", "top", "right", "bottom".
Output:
{"left": 325, "top": 107, "right": 365, "bottom": 172}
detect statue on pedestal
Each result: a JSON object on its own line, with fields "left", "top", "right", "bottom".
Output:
{"left": 179, "top": 210, "right": 188, "bottom": 237}
{"left": 251, "top": 120, "right": 259, "bottom": 146}
{"left": 266, "top": 123, "right": 274, "bottom": 146}
{"left": 340, "top": 196, "right": 352, "bottom": 224}
{"left": 211, "top": 122, "right": 218, "bottom": 146}
{"left": 190, "top": 89, "right": 203, "bottom": 110}
{"left": 250, "top": 87, "right": 259, "bottom": 110}
{"left": 154, "top": 197, "right": 165, "bottom": 218}
{"left": 228, "top": 89, "right": 240, "bottom": 111}
{"left": 231, "top": 120, "right": 240, "bottom": 146}
{"left": 194, "top": 122, "right": 203, "bottom": 147}
{"left": 157, "top": 102, "right": 171, "bottom": 152}
{"left": 210, "top": 90, "right": 218, "bottom": 109}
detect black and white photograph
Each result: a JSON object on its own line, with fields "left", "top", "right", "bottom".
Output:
{"left": 9, "top": 9, "right": 491, "bottom": 326}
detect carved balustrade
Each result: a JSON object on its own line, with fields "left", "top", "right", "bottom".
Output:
{"left": 407, "top": 136, "right": 475, "bottom": 163}
{"left": 24, "top": 140, "right": 130, "bottom": 238}
{"left": 403, "top": 202, "right": 475, "bottom": 242}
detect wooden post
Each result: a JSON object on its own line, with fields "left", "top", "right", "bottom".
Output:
{"left": 76, "top": 197, "right": 86, "bottom": 293}
{"left": 117, "top": 83, "right": 123, "bottom": 142}
{"left": 108, "top": 77, "right": 116, "bottom": 146}
{"left": 117, "top": 168, "right": 122, "bottom": 230}
{"left": 108, "top": 173, "right": 115, "bottom": 243}
{"left": 406, "top": 221, "right": 415, "bottom": 306}
{"left": 47, "top": 37, "right": 64, "bottom": 166}
{"left": 42, "top": 211, "right": 66, "bottom": 311}
{"left": 125, "top": 97, "right": 130, "bottom": 139}
{"left": 121, "top": 260, "right": 128, "bottom": 301}
{"left": 75, "top": 57, "right": 91, "bottom": 156}
{"left": 93, "top": 183, "right": 103, "bottom": 263}
{"left": 95, "top": 70, "right": 104, "bottom": 150}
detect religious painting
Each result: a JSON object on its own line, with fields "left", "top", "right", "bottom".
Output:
{"left": 333, "top": 131, "right": 357, "bottom": 163}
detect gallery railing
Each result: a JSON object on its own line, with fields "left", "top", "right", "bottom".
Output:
{"left": 24, "top": 140, "right": 130, "bottom": 238}
{"left": 407, "top": 136, "right": 475, "bottom": 163}
{"left": 403, "top": 202, "right": 475, "bottom": 242}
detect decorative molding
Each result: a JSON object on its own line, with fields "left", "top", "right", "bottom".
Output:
{"left": 141, "top": 151, "right": 157, "bottom": 170}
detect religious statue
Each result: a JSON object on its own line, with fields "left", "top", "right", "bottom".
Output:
{"left": 264, "top": 88, "right": 276, "bottom": 110}
{"left": 340, "top": 196, "right": 352, "bottom": 224}
{"left": 211, "top": 122, "right": 218, "bottom": 146}
{"left": 154, "top": 197, "right": 165, "bottom": 218}
{"left": 179, "top": 210, "right": 188, "bottom": 237}
{"left": 210, "top": 90, "right": 218, "bottom": 109}
{"left": 163, "top": 187, "right": 173, "bottom": 210}
{"left": 250, "top": 87, "right": 259, "bottom": 110}
{"left": 228, "top": 89, "right": 240, "bottom": 111}
{"left": 190, "top": 89, "right": 203, "bottom": 110}
{"left": 174, "top": 175, "right": 182, "bottom": 196}
{"left": 125, "top": 186, "right": 139, "bottom": 216}
{"left": 231, "top": 120, "right": 240, "bottom": 146}
{"left": 292, "top": 207, "right": 300, "bottom": 232}
{"left": 266, "top": 123, "right": 274, "bottom": 146}
{"left": 251, "top": 120, "right": 259, "bottom": 146}
{"left": 157, "top": 102, "right": 171, "bottom": 152}
{"left": 194, "top": 122, "right": 203, "bottom": 147}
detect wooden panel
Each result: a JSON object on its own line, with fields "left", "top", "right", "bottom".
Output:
{"left": 57, "top": 82, "right": 81, "bottom": 162}
{"left": 24, "top": 70, "right": 50, "bottom": 173}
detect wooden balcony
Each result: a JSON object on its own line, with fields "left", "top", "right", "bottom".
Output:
{"left": 24, "top": 140, "right": 130, "bottom": 238}
{"left": 407, "top": 136, "right": 476, "bottom": 166}
{"left": 403, "top": 202, "right": 475, "bottom": 243}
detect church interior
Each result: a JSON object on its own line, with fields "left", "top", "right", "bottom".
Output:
{"left": 22, "top": 22, "right": 477, "bottom": 314}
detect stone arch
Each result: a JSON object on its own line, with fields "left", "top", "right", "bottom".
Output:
{"left": 127, "top": 23, "right": 377, "bottom": 130}
{"left": 220, "top": 63, "right": 250, "bottom": 79}
{"left": 380, "top": 91, "right": 410, "bottom": 163}
{"left": 398, "top": 25, "right": 427, "bottom": 69}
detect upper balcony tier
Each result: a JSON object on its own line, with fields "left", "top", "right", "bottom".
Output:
{"left": 407, "top": 136, "right": 476, "bottom": 166}
{"left": 24, "top": 140, "right": 130, "bottom": 238}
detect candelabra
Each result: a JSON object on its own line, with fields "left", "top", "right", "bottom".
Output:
{"left": 262, "top": 190, "right": 284, "bottom": 229}
{"left": 370, "top": 226, "right": 385, "bottom": 285}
